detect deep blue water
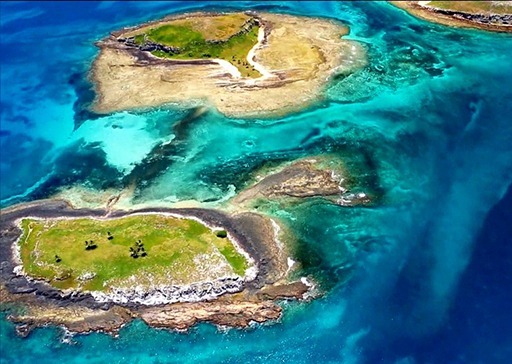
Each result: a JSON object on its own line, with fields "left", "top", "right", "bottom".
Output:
{"left": 1, "top": 1, "right": 512, "bottom": 363}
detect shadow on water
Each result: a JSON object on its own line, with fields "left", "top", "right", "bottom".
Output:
{"left": 25, "top": 141, "right": 124, "bottom": 202}
{"left": 68, "top": 69, "right": 103, "bottom": 131}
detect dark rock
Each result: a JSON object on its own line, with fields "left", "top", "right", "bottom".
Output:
{"left": 15, "top": 324, "right": 32, "bottom": 338}
{"left": 9, "top": 276, "right": 27, "bottom": 285}
{"left": 11, "top": 286, "right": 37, "bottom": 294}
{"left": 99, "top": 303, "right": 111, "bottom": 311}
{"left": 141, "top": 45, "right": 157, "bottom": 52}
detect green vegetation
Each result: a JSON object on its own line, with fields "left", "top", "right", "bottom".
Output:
{"left": 133, "top": 34, "right": 145, "bottom": 45}
{"left": 147, "top": 24, "right": 204, "bottom": 47}
{"left": 179, "top": 13, "right": 251, "bottom": 41}
{"left": 18, "top": 215, "right": 249, "bottom": 292}
{"left": 428, "top": 1, "right": 512, "bottom": 15}
{"left": 215, "top": 230, "right": 228, "bottom": 238}
{"left": 133, "top": 15, "right": 261, "bottom": 78}
{"left": 215, "top": 242, "right": 248, "bottom": 276}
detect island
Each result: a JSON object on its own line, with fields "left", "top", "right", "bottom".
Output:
{"left": 0, "top": 201, "right": 310, "bottom": 335}
{"left": 15, "top": 214, "right": 252, "bottom": 300}
{"left": 391, "top": 1, "right": 512, "bottom": 32}
{"left": 90, "top": 11, "right": 366, "bottom": 118}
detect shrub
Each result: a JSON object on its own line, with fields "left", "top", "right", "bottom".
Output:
{"left": 85, "top": 240, "right": 97, "bottom": 250}
{"left": 130, "top": 240, "right": 147, "bottom": 258}
{"left": 215, "top": 230, "right": 228, "bottom": 238}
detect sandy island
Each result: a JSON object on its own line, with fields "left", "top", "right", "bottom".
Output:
{"left": 90, "top": 11, "right": 366, "bottom": 118}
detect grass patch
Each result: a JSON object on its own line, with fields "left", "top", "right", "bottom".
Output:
{"left": 147, "top": 24, "right": 204, "bottom": 47}
{"left": 18, "top": 215, "right": 249, "bottom": 292}
{"left": 212, "top": 239, "right": 248, "bottom": 276}
{"left": 134, "top": 14, "right": 261, "bottom": 78}
{"left": 133, "top": 34, "right": 145, "bottom": 45}
{"left": 173, "top": 13, "right": 251, "bottom": 41}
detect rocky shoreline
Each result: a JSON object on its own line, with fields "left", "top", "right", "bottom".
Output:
{"left": 232, "top": 157, "right": 372, "bottom": 209}
{"left": 0, "top": 200, "right": 309, "bottom": 336}
{"left": 89, "top": 276, "right": 245, "bottom": 306}
{"left": 391, "top": 1, "right": 512, "bottom": 33}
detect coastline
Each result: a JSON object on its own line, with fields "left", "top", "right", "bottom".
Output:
{"left": 390, "top": 1, "right": 512, "bottom": 33}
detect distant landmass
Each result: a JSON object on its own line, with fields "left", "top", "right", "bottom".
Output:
{"left": 391, "top": 1, "right": 512, "bottom": 32}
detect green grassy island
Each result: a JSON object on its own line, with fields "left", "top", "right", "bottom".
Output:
{"left": 17, "top": 214, "right": 249, "bottom": 292}
{"left": 125, "top": 13, "right": 261, "bottom": 78}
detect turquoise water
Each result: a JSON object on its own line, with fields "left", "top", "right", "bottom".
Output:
{"left": 1, "top": 1, "right": 512, "bottom": 363}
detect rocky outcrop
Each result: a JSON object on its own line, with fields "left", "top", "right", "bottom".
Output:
{"left": 91, "top": 277, "right": 244, "bottom": 305}
{"left": 391, "top": 1, "right": 512, "bottom": 33}
{"left": 138, "top": 300, "right": 281, "bottom": 331}
{"left": 1, "top": 279, "right": 305, "bottom": 335}
{"left": 117, "top": 36, "right": 180, "bottom": 55}
{"left": 256, "top": 281, "right": 310, "bottom": 300}
{"left": 232, "top": 158, "right": 371, "bottom": 208}
{"left": 233, "top": 160, "right": 344, "bottom": 204}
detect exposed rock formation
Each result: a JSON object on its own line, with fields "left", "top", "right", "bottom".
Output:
{"left": 232, "top": 158, "right": 371, "bottom": 208}
{"left": 391, "top": 1, "right": 512, "bottom": 33}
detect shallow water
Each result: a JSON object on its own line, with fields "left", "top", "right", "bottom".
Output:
{"left": 1, "top": 1, "right": 512, "bottom": 363}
